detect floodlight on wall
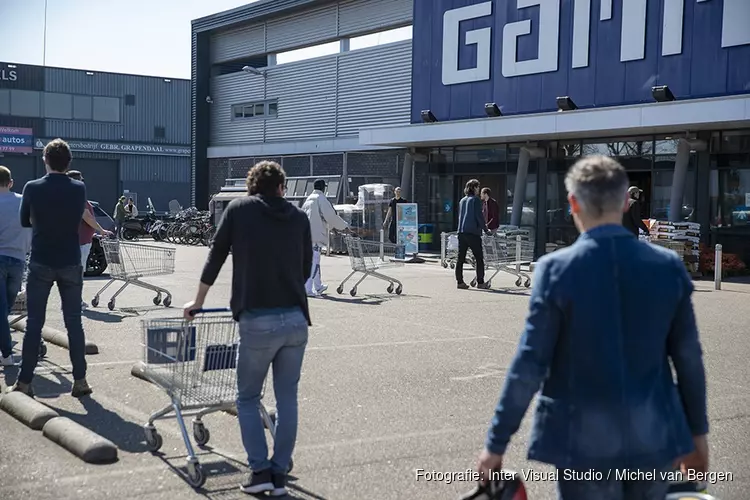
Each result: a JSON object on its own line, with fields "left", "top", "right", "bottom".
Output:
{"left": 556, "top": 96, "right": 577, "bottom": 111}
{"left": 242, "top": 65, "right": 267, "bottom": 77}
{"left": 484, "top": 103, "right": 502, "bottom": 117}
{"left": 421, "top": 110, "right": 438, "bottom": 123}
{"left": 652, "top": 85, "right": 675, "bottom": 102}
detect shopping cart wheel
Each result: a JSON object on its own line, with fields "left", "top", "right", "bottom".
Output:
{"left": 395, "top": 285, "right": 403, "bottom": 295}
{"left": 186, "top": 461, "right": 205, "bottom": 488}
{"left": 514, "top": 278, "right": 522, "bottom": 287}
{"left": 107, "top": 300, "right": 116, "bottom": 311}
{"left": 163, "top": 296, "right": 172, "bottom": 308}
{"left": 91, "top": 297, "right": 99, "bottom": 308}
{"left": 336, "top": 285, "right": 344, "bottom": 294}
{"left": 441, "top": 262, "right": 448, "bottom": 268}
{"left": 193, "top": 421, "right": 210, "bottom": 446}
{"left": 38, "top": 343, "right": 47, "bottom": 359}
{"left": 144, "top": 428, "right": 163, "bottom": 452}
{"left": 350, "top": 287, "right": 357, "bottom": 297}
{"left": 387, "top": 284, "right": 394, "bottom": 294}
{"left": 470, "top": 278, "right": 477, "bottom": 287}
{"left": 153, "top": 294, "right": 162, "bottom": 306}
{"left": 524, "top": 278, "right": 531, "bottom": 288}
{"left": 450, "top": 263, "right": 455, "bottom": 269}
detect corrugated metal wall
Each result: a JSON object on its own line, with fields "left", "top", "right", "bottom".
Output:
{"left": 120, "top": 155, "right": 191, "bottom": 211}
{"left": 211, "top": 24, "right": 266, "bottom": 63}
{"left": 210, "top": 73, "right": 265, "bottom": 144}
{"left": 44, "top": 67, "right": 190, "bottom": 144}
{"left": 265, "top": 56, "right": 338, "bottom": 142}
{"left": 337, "top": 41, "right": 411, "bottom": 136}
{"left": 337, "top": 0, "right": 412, "bottom": 36}
{"left": 266, "top": 4, "right": 339, "bottom": 53}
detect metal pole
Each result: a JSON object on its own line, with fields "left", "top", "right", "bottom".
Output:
{"left": 43, "top": 0, "right": 48, "bottom": 66}
{"left": 440, "top": 232, "right": 446, "bottom": 266}
{"left": 714, "top": 244, "right": 722, "bottom": 290}
{"left": 327, "top": 230, "right": 331, "bottom": 257}
{"left": 379, "top": 229, "right": 385, "bottom": 261}
{"left": 515, "top": 235, "right": 522, "bottom": 274}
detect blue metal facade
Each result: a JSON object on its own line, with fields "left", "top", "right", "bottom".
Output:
{"left": 411, "top": 0, "right": 750, "bottom": 123}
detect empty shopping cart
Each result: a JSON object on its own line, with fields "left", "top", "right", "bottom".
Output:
{"left": 9, "top": 258, "right": 48, "bottom": 359}
{"left": 140, "top": 309, "right": 292, "bottom": 488}
{"left": 91, "top": 239, "right": 176, "bottom": 310}
{"left": 470, "top": 230, "right": 534, "bottom": 289}
{"left": 337, "top": 235, "right": 405, "bottom": 296}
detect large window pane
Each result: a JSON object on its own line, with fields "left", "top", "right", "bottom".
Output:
{"left": 92, "top": 96, "right": 120, "bottom": 122}
{"left": 43, "top": 92, "right": 73, "bottom": 119}
{"left": 428, "top": 175, "right": 454, "bottom": 236}
{"left": 10, "top": 89, "right": 40, "bottom": 117}
{"left": 506, "top": 173, "right": 537, "bottom": 226}
{"left": 715, "top": 168, "right": 750, "bottom": 227}
{"left": 73, "top": 95, "right": 92, "bottom": 120}
{"left": 651, "top": 169, "right": 696, "bottom": 221}
{"left": 0, "top": 89, "right": 9, "bottom": 115}
{"left": 546, "top": 171, "right": 574, "bottom": 226}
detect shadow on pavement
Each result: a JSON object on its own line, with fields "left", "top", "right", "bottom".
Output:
{"left": 82, "top": 309, "right": 128, "bottom": 323}
{"left": 46, "top": 396, "right": 150, "bottom": 453}
{"left": 477, "top": 288, "right": 532, "bottom": 296}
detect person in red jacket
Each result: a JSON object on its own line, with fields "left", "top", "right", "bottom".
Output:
{"left": 481, "top": 188, "right": 500, "bottom": 232}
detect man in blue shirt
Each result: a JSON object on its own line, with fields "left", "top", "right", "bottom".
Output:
{"left": 11, "top": 139, "right": 92, "bottom": 398}
{"left": 456, "top": 179, "right": 489, "bottom": 290}
{"left": 473, "top": 155, "right": 708, "bottom": 500}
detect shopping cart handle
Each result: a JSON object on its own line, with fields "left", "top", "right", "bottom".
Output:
{"left": 189, "top": 308, "right": 231, "bottom": 316}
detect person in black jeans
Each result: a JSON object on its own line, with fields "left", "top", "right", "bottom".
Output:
{"left": 11, "top": 138, "right": 92, "bottom": 398}
{"left": 456, "top": 179, "right": 489, "bottom": 290}
{"left": 622, "top": 186, "right": 650, "bottom": 237}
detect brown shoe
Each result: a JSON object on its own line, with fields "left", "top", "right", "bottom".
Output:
{"left": 476, "top": 282, "right": 491, "bottom": 290}
{"left": 457, "top": 282, "right": 470, "bottom": 290}
{"left": 9, "top": 381, "right": 34, "bottom": 398}
{"left": 71, "top": 379, "right": 93, "bottom": 398}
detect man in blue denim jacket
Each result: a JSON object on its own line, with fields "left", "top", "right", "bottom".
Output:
{"left": 474, "top": 156, "right": 708, "bottom": 500}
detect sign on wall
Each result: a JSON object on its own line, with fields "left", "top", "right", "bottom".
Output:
{"left": 34, "top": 138, "right": 190, "bottom": 156}
{"left": 396, "top": 203, "right": 419, "bottom": 256}
{"left": 412, "top": 0, "right": 750, "bottom": 122}
{"left": 0, "top": 127, "right": 33, "bottom": 154}
{"left": 0, "top": 65, "right": 18, "bottom": 82}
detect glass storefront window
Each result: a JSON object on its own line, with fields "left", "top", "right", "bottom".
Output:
{"left": 546, "top": 171, "right": 573, "bottom": 226}
{"left": 506, "top": 173, "right": 537, "bottom": 226}
{"left": 428, "top": 175, "right": 455, "bottom": 235}
{"left": 711, "top": 164, "right": 750, "bottom": 228}
{"left": 651, "top": 169, "right": 696, "bottom": 221}
{"left": 583, "top": 137, "right": 654, "bottom": 157}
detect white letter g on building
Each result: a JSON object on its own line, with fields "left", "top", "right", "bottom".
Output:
{"left": 442, "top": 2, "right": 493, "bottom": 86}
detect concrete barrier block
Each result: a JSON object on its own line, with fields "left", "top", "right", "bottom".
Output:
{"left": 42, "top": 417, "right": 118, "bottom": 464}
{"left": 10, "top": 319, "right": 99, "bottom": 355}
{"left": 0, "top": 392, "right": 59, "bottom": 430}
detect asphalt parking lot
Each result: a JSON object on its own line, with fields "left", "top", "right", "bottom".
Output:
{"left": 0, "top": 243, "right": 748, "bottom": 500}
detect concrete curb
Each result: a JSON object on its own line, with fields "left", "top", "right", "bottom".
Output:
{"left": 43, "top": 416, "right": 118, "bottom": 463}
{"left": 10, "top": 319, "right": 99, "bottom": 355}
{"left": 0, "top": 392, "right": 59, "bottom": 430}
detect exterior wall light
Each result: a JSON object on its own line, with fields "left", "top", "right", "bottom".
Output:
{"left": 556, "top": 96, "right": 577, "bottom": 111}
{"left": 652, "top": 85, "right": 675, "bottom": 102}
{"left": 484, "top": 103, "right": 502, "bottom": 117}
{"left": 421, "top": 110, "right": 438, "bottom": 123}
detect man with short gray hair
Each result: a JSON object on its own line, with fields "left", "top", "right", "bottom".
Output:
{"left": 471, "top": 155, "right": 708, "bottom": 500}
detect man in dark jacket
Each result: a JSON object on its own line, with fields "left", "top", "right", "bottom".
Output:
{"left": 480, "top": 187, "right": 500, "bottom": 233}
{"left": 623, "top": 186, "right": 650, "bottom": 237}
{"left": 184, "top": 161, "right": 312, "bottom": 497}
{"left": 473, "top": 156, "right": 707, "bottom": 500}
{"left": 456, "top": 179, "right": 489, "bottom": 290}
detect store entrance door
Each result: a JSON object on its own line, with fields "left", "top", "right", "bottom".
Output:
{"left": 627, "top": 171, "right": 652, "bottom": 220}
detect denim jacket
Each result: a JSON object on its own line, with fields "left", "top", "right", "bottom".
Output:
{"left": 486, "top": 225, "right": 708, "bottom": 470}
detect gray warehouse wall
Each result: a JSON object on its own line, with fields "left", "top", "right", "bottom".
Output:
{"left": 44, "top": 67, "right": 190, "bottom": 145}
{"left": 120, "top": 155, "right": 192, "bottom": 212}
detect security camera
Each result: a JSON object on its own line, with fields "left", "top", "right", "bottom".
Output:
{"left": 205, "top": 96, "right": 213, "bottom": 104}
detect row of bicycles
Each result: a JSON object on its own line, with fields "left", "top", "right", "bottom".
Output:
{"left": 124, "top": 207, "right": 215, "bottom": 246}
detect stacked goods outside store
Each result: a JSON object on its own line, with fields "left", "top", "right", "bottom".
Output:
{"left": 330, "top": 203, "right": 364, "bottom": 254}
{"left": 355, "top": 184, "right": 394, "bottom": 241}
{"left": 647, "top": 220, "right": 701, "bottom": 275}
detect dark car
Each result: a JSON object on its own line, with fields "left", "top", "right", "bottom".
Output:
{"left": 85, "top": 201, "right": 115, "bottom": 277}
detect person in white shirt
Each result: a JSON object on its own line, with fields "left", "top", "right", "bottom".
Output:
{"left": 300, "top": 179, "right": 348, "bottom": 297}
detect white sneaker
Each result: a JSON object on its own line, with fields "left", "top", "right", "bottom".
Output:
{"left": 315, "top": 284, "right": 329, "bottom": 295}
{"left": 81, "top": 301, "right": 89, "bottom": 310}
{"left": 1, "top": 354, "right": 19, "bottom": 367}
{"left": 306, "top": 290, "right": 318, "bottom": 298}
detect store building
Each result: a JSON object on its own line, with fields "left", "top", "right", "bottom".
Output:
{"left": 192, "top": 0, "right": 750, "bottom": 262}
{"left": 0, "top": 61, "right": 191, "bottom": 213}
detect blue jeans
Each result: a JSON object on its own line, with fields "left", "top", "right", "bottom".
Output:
{"left": 0, "top": 256, "right": 25, "bottom": 358}
{"left": 19, "top": 262, "right": 87, "bottom": 384}
{"left": 236, "top": 308, "right": 308, "bottom": 474}
{"left": 557, "top": 464, "right": 673, "bottom": 500}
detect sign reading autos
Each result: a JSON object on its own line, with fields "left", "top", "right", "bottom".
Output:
{"left": 0, "top": 127, "right": 33, "bottom": 154}
{"left": 411, "top": 0, "right": 750, "bottom": 122}
{"left": 34, "top": 139, "right": 190, "bottom": 156}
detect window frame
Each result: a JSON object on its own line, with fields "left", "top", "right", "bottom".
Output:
{"left": 231, "top": 99, "right": 279, "bottom": 121}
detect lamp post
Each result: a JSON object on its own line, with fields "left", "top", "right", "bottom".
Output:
{"left": 42, "top": 0, "right": 48, "bottom": 66}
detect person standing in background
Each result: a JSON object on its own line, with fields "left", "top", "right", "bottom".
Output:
{"left": 623, "top": 186, "right": 650, "bottom": 237}
{"left": 113, "top": 196, "right": 127, "bottom": 238}
{"left": 125, "top": 198, "right": 139, "bottom": 218}
{"left": 301, "top": 179, "right": 349, "bottom": 297}
{"left": 0, "top": 166, "right": 31, "bottom": 366}
{"left": 382, "top": 187, "right": 408, "bottom": 244}
{"left": 480, "top": 187, "right": 500, "bottom": 233}
{"left": 12, "top": 139, "right": 92, "bottom": 398}
{"left": 66, "top": 171, "right": 112, "bottom": 309}
{"left": 455, "top": 179, "right": 489, "bottom": 290}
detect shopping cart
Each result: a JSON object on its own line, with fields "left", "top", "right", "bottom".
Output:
{"left": 337, "top": 235, "right": 405, "bottom": 296}
{"left": 471, "top": 230, "right": 534, "bottom": 289}
{"left": 9, "top": 258, "right": 48, "bottom": 359}
{"left": 91, "top": 239, "right": 176, "bottom": 311}
{"left": 440, "top": 231, "right": 478, "bottom": 270}
{"left": 140, "top": 309, "right": 291, "bottom": 488}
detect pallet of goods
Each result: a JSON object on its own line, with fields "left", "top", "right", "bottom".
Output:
{"left": 647, "top": 220, "right": 701, "bottom": 276}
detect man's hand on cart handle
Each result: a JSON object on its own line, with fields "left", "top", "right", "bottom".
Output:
{"left": 476, "top": 448, "right": 503, "bottom": 485}
{"left": 183, "top": 300, "right": 205, "bottom": 321}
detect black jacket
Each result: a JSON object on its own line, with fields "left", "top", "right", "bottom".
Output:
{"left": 622, "top": 198, "right": 650, "bottom": 236}
{"left": 200, "top": 195, "right": 313, "bottom": 325}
